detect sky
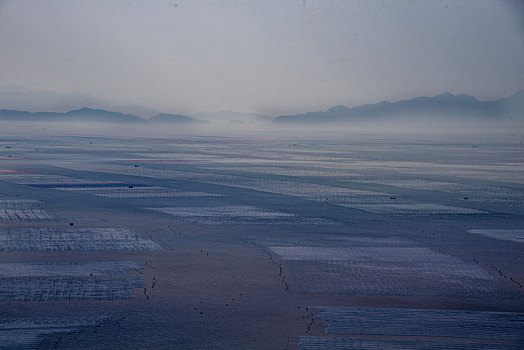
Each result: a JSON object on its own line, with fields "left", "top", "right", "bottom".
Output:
{"left": 0, "top": 0, "right": 523, "bottom": 116}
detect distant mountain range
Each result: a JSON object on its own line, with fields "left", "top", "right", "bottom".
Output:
{"left": 274, "top": 90, "right": 524, "bottom": 123}
{"left": 0, "top": 107, "right": 274, "bottom": 124}
{"left": 1, "top": 90, "right": 523, "bottom": 124}
{"left": 0, "top": 107, "right": 202, "bottom": 124}
{"left": 0, "top": 107, "right": 146, "bottom": 123}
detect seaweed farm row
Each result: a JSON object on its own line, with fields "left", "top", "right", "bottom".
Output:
{"left": 1, "top": 130, "right": 523, "bottom": 349}
{"left": 0, "top": 317, "right": 106, "bottom": 350}
{"left": 300, "top": 306, "right": 524, "bottom": 349}
{"left": 0, "top": 227, "right": 160, "bottom": 251}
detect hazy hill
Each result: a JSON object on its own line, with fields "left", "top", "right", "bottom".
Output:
{"left": 0, "top": 87, "right": 164, "bottom": 118}
{"left": 496, "top": 89, "right": 524, "bottom": 121}
{"left": 274, "top": 90, "right": 524, "bottom": 123}
{"left": 64, "top": 108, "right": 145, "bottom": 122}
{"left": 0, "top": 87, "right": 110, "bottom": 113}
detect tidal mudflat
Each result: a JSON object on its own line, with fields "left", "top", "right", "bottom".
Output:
{"left": 0, "top": 124, "right": 523, "bottom": 349}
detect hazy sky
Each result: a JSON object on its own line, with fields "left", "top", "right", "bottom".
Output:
{"left": 1, "top": 0, "right": 523, "bottom": 115}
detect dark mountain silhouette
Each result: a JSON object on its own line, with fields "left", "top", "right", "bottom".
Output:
{"left": 0, "top": 107, "right": 253, "bottom": 124}
{"left": 274, "top": 90, "right": 524, "bottom": 123}
{"left": 0, "top": 107, "right": 145, "bottom": 123}
{"left": 149, "top": 113, "right": 202, "bottom": 123}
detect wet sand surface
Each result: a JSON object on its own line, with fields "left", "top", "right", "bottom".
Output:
{"left": 0, "top": 125, "right": 523, "bottom": 349}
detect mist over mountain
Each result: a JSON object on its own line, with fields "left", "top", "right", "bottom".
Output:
{"left": 192, "top": 111, "right": 272, "bottom": 124}
{"left": 110, "top": 104, "right": 159, "bottom": 119}
{"left": 0, "top": 87, "right": 110, "bottom": 113}
{"left": 149, "top": 113, "right": 202, "bottom": 123}
{"left": 274, "top": 90, "right": 524, "bottom": 123}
